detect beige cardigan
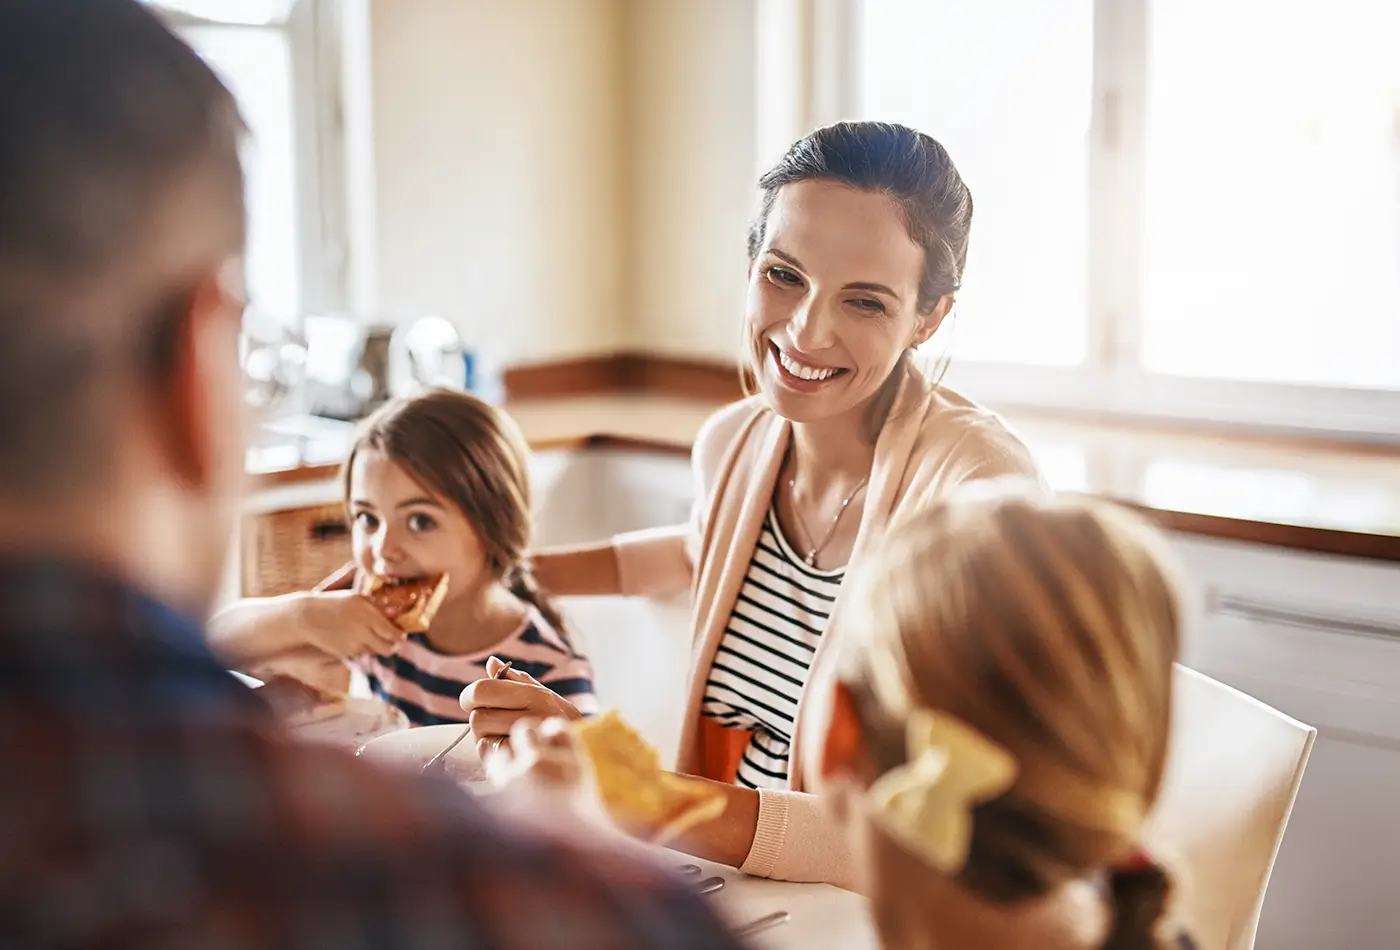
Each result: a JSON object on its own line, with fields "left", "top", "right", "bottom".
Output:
{"left": 610, "top": 370, "right": 1043, "bottom": 889}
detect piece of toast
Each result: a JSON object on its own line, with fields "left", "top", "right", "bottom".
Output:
{"left": 356, "top": 572, "right": 449, "bottom": 633}
{"left": 571, "top": 710, "right": 727, "bottom": 844}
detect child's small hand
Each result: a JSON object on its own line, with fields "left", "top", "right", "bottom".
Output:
{"left": 295, "top": 589, "right": 406, "bottom": 659}
{"left": 460, "top": 656, "right": 583, "bottom": 760}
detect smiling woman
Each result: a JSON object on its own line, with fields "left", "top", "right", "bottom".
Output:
{"left": 501, "top": 122, "right": 1046, "bottom": 889}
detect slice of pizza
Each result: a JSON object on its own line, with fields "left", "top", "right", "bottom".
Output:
{"left": 356, "top": 572, "right": 449, "bottom": 633}
{"left": 571, "top": 710, "right": 727, "bottom": 845}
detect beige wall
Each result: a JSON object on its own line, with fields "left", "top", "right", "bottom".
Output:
{"left": 624, "top": 0, "right": 759, "bottom": 363}
{"left": 369, "top": 0, "right": 629, "bottom": 362}
{"left": 367, "top": 0, "right": 761, "bottom": 366}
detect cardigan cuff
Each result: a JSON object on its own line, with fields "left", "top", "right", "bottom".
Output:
{"left": 738, "top": 787, "right": 789, "bottom": 878}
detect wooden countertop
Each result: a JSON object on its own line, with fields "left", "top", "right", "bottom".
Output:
{"left": 247, "top": 395, "right": 1400, "bottom": 562}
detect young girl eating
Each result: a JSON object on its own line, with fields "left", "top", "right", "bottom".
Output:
{"left": 211, "top": 389, "right": 596, "bottom": 727}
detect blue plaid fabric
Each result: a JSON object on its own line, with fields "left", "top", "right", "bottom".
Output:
{"left": 0, "top": 557, "right": 747, "bottom": 949}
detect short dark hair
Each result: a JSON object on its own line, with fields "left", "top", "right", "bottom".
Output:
{"left": 747, "top": 121, "right": 974, "bottom": 316}
{"left": 0, "top": 0, "right": 246, "bottom": 493}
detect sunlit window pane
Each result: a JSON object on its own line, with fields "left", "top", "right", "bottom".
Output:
{"left": 1142, "top": 0, "right": 1400, "bottom": 389}
{"left": 182, "top": 26, "right": 301, "bottom": 319}
{"left": 861, "top": 0, "right": 1093, "bottom": 366}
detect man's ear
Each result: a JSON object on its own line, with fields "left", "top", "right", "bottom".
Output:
{"left": 822, "top": 681, "right": 867, "bottom": 781}
{"left": 911, "top": 294, "right": 955, "bottom": 349}
{"left": 155, "top": 269, "right": 237, "bottom": 489}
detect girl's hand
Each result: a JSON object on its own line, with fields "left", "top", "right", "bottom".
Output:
{"left": 293, "top": 589, "right": 406, "bottom": 659}
{"left": 460, "top": 656, "right": 583, "bottom": 760}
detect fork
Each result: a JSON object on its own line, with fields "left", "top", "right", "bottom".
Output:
{"left": 421, "top": 661, "right": 512, "bottom": 775}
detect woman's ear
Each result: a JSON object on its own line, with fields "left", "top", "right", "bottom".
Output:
{"left": 822, "top": 681, "right": 866, "bottom": 781}
{"left": 911, "top": 294, "right": 955, "bottom": 348}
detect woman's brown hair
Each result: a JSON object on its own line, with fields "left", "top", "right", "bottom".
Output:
{"left": 340, "top": 388, "right": 562, "bottom": 631}
{"left": 740, "top": 121, "right": 972, "bottom": 441}
{"left": 843, "top": 487, "right": 1184, "bottom": 949}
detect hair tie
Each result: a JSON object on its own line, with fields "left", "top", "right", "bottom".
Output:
{"left": 866, "top": 709, "right": 1018, "bottom": 873}
{"left": 1115, "top": 847, "right": 1156, "bottom": 873}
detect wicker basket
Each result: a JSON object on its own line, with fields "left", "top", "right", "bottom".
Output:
{"left": 241, "top": 503, "right": 352, "bottom": 598}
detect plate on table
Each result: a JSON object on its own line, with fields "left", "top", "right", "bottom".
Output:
{"left": 356, "top": 723, "right": 487, "bottom": 784}
{"left": 288, "top": 697, "right": 409, "bottom": 751}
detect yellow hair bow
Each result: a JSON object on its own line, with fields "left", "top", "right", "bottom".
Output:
{"left": 867, "top": 709, "right": 1018, "bottom": 873}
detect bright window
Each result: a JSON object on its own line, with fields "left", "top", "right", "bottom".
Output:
{"left": 182, "top": 25, "right": 302, "bottom": 319}
{"left": 862, "top": 0, "right": 1094, "bottom": 366}
{"left": 1141, "top": 0, "right": 1400, "bottom": 390}
{"left": 856, "top": 0, "right": 1400, "bottom": 434}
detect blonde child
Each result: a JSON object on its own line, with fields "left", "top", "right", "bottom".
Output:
{"left": 211, "top": 390, "right": 596, "bottom": 728}
{"left": 816, "top": 489, "right": 1194, "bottom": 950}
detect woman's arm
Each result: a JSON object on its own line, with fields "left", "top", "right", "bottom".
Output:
{"left": 532, "top": 525, "right": 695, "bottom": 599}
{"left": 641, "top": 780, "right": 858, "bottom": 890}
{"left": 529, "top": 542, "right": 624, "bottom": 597}
{"left": 531, "top": 401, "right": 760, "bottom": 600}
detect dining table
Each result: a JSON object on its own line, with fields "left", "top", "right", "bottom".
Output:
{"left": 682, "top": 855, "right": 879, "bottom": 950}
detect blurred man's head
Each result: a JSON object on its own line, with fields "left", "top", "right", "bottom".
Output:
{"left": 0, "top": 0, "right": 249, "bottom": 614}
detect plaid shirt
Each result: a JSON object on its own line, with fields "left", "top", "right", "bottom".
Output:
{"left": 0, "top": 558, "right": 748, "bottom": 950}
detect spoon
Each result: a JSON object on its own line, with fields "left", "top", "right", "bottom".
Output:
{"left": 421, "top": 661, "right": 512, "bottom": 776}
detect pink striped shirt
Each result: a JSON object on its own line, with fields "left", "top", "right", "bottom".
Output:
{"left": 356, "top": 610, "right": 598, "bottom": 726}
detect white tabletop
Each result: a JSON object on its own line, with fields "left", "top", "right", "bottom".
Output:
{"left": 684, "top": 857, "right": 879, "bottom": 950}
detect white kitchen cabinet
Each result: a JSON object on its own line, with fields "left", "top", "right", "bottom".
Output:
{"left": 1171, "top": 537, "right": 1400, "bottom": 950}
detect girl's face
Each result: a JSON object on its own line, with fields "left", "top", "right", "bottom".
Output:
{"left": 745, "top": 180, "right": 950, "bottom": 426}
{"left": 348, "top": 449, "right": 490, "bottom": 603}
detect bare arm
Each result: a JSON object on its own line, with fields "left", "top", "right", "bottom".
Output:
{"left": 207, "top": 593, "right": 315, "bottom": 667}
{"left": 656, "top": 778, "right": 760, "bottom": 869}
{"left": 529, "top": 542, "right": 623, "bottom": 597}
{"left": 531, "top": 525, "right": 694, "bottom": 599}
{"left": 208, "top": 589, "right": 406, "bottom": 668}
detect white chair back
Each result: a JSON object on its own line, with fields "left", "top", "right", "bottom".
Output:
{"left": 1143, "top": 665, "right": 1316, "bottom": 950}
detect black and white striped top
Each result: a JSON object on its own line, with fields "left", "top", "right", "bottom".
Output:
{"left": 700, "top": 506, "right": 846, "bottom": 790}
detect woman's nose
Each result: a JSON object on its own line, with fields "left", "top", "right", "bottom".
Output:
{"left": 787, "top": 296, "right": 836, "bottom": 351}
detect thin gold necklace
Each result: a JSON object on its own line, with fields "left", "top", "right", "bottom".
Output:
{"left": 787, "top": 472, "right": 869, "bottom": 567}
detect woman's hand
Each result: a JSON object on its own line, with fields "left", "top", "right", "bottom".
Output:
{"left": 293, "top": 589, "right": 407, "bottom": 659}
{"left": 460, "top": 656, "right": 583, "bottom": 760}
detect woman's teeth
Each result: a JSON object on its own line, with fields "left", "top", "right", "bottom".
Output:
{"left": 777, "top": 349, "right": 839, "bottom": 381}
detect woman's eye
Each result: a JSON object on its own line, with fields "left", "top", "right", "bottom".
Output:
{"left": 407, "top": 512, "right": 437, "bottom": 533}
{"left": 851, "top": 297, "right": 886, "bottom": 314}
{"left": 766, "top": 265, "right": 802, "bottom": 287}
{"left": 353, "top": 511, "right": 379, "bottom": 530}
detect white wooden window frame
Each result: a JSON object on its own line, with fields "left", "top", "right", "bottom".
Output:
{"left": 153, "top": 0, "right": 351, "bottom": 317}
{"left": 812, "top": 0, "right": 1400, "bottom": 443}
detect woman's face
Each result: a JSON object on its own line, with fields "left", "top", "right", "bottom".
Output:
{"left": 746, "top": 181, "right": 949, "bottom": 425}
{"left": 348, "top": 450, "right": 489, "bottom": 603}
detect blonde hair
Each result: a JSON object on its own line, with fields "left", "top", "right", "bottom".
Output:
{"left": 340, "top": 389, "right": 561, "bottom": 630}
{"left": 843, "top": 487, "right": 1183, "bottom": 949}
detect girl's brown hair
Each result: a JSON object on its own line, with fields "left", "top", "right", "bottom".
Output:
{"left": 340, "top": 388, "right": 562, "bottom": 631}
{"left": 843, "top": 488, "right": 1184, "bottom": 949}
